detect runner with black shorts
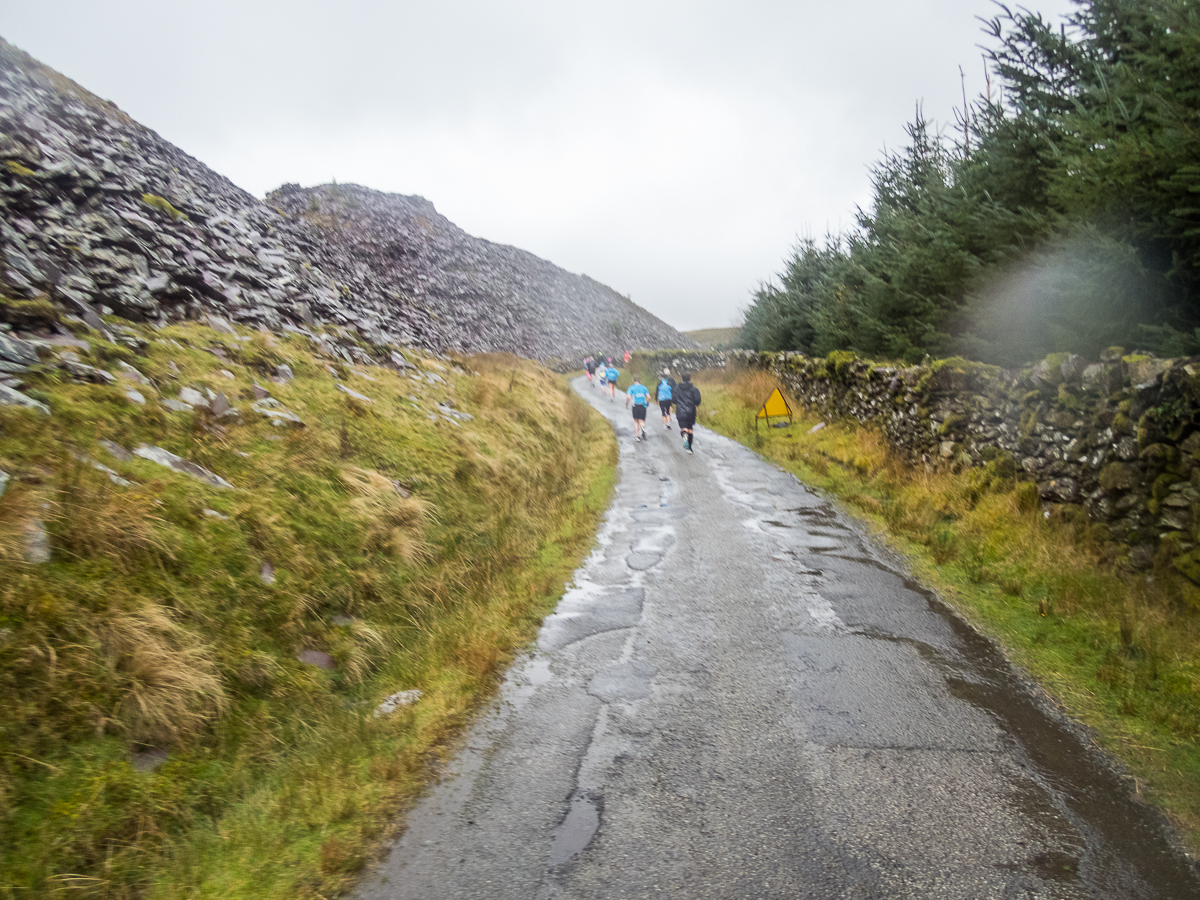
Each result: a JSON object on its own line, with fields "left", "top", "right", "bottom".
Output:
{"left": 625, "top": 376, "right": 651, "bottom": 442}
{"left": 655, "top": 368, "right": 676, "bottom": 430}
{"left": 673, "top": 372, "right": 701, "bottom": 454}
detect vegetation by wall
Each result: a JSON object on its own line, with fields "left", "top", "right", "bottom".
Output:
{"left": 733, "top": 347, "right": 1200, "bottom": 584}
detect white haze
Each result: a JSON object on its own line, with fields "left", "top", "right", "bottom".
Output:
{"left": 4, "top": 0, "right": 1077, "bottom": 332}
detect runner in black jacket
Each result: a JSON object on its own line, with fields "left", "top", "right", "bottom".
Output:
{"left": 674, "top": 373, "right": 701, "bottom": 454}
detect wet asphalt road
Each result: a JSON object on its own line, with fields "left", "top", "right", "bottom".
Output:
{"left": 356, "top": 376, "right": 1200, "bottom": 899}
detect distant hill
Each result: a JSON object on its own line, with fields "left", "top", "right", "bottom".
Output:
{"left": 684, "top": 327, "right": 741, "bottom": 350}
{"left": 0, "top": 37, "right": 695, "bottom": 359}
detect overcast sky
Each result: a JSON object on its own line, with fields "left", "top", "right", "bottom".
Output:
{"left": 5, "top": 0, "right": 1077, "bottom": 332}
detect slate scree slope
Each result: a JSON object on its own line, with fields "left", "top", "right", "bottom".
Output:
{"left": 0, "top": 38, "right": 694, "bottom": 358}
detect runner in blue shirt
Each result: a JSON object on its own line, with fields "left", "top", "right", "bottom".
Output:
{"left": 606, "top": 364, "right": 619, "bottom": 401}
{"left": 625, "top": 376, "right": 651, "bottom": 441}
{"left": 656, "top": 368, "right": 676, "bottom": 431}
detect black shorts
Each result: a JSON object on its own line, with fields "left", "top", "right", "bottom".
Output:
{"left": 632, "top": 405, "right": 647, "bottom": 421}
{"left": 677, "top": 413, "right": 696, "bottom": 430}
{"left": 659, "top": 400, "right": 672, "bottom": 415}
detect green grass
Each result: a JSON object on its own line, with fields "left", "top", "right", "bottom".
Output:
{"left": 694, "top": 365, "right": 1200, "bottom": 855}
{"left": 0, "top": 323, "right": 616, "bottom": 898}
{"left": 683, "top": 327, "right": 741, "bottom": 350}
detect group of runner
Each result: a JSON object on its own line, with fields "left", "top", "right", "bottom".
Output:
{"left": 584, "top": 355, "right": 700, "bottom": 454}
{"left": 584, "top": 355, "right": 622, "bottom": 401}
{"left": 626, "top": 369, "right": 700, "bottom": 452}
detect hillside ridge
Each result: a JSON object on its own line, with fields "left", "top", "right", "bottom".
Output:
{"left": 0, "top": 37, "right": 695, "bottom": 359}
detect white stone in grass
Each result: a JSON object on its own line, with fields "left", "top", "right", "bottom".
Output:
{"left": 98, "top": 439, "right": 133, "bottom": 462}
{"left": 206, "top": 314, "right": 237, "bottom": 335}
{"left": 437, "top": 403, "right": 473, "bottom": 422}
{"left": 0, "top": 384, "right": 49, "bottom": 414}
{"left": 337, "top": 384, "right": 373, "bottom": 403}
{"left": 807, "top": 422, "right": 826, "bottom": 435}
{"left": 178, "top": 387, "right": 207, "bottom": 408}
{"left": 251, "top": 398, "right": 304, "bottom": 427}
{"left": 116, "top": 362, "right": 153, "bottom": 386}
{"left": 23, "top": 519, "right": 50, "bottom": 564}
{"left": 133, "top": 445, "right": 234, "bottom": 489}
{"left": 374, "top": 690, "right": 423, "bottom": 717}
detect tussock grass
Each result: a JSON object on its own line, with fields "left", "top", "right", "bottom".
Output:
{"left": 697, "top": 366, "right": 1200, "bottom": 853}
{"left": 0, "top": 321, "right": 616, "bottom": 898}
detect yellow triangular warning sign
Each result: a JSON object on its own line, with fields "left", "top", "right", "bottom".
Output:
{"left": 757, "top": 387, "right": 792, "bottom": 420}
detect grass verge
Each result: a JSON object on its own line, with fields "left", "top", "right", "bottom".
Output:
{"left": 0, "top": 320, "right": 616, "bottom": 898}
{"left": 693, "top": 365, "right": 1200, "bottom": 855}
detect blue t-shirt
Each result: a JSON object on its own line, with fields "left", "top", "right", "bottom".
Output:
{"left": 626, "top": 384, "right": 650, "bottom": 407}
{"left": 657, "top": 379, "right": 672, "bottom": 401}
{"left": 607, "top": 367, "right": 619, "bottom": 382}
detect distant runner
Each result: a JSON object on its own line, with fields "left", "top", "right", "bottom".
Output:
{"left": 674, "top": 372, "right": 701, "bottom": 454}
{"left": 606, "top": 362, "right": 619, "bottom": 401}
{"left": 625, "top": 376, "right": 651, "bottom": 441}
{"left": 656, "top": 368, "right": 676, "bottom": 431}
{"left": 585, "top": 356, "right": 596, "bottom": 385}
{"left": 623, "top": 349, "right": 631, "bottom": 365}
{"left": 598, "top": 363, "right": 608, "bottom": 392}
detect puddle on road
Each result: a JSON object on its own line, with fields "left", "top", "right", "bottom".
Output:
{"left": 548, "top": 792, "right": 600, "bottom": 866}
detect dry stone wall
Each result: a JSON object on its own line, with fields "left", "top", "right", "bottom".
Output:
{"left": 546, "top": 349, "right": 727, "bottom": 376}
{"left": 632, "top": 350, "right": 728, "bottom": 377}
{"left": 0, "top": 39, "right": 693, "bottom": 362}
{"left": 734, "top": 349, "right": 1200, "bottom": 577}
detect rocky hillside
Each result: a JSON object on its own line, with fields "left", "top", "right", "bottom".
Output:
{"left": 0, "top": 38, "right": 694, "bottom": 359}
{"left": 267, "top": 183, "right": 695, "bottom": 358}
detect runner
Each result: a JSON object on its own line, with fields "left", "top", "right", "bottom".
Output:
{"left": 606, "top": 361, "right": 619, "bottom": 402}
{"left": 655, "top": 367, "right": 676, "bottom": 430}
{"left": 625, "top": 376, "right": 651, "bottom": 441}
{"left": 623, "top": 349, "right": 631, "bottom": 366}
{"left": 597, "top": 362, "right": 608, "bottom": 392}
{"left": 673, "top": 372, "right": 701, "bottom": 454}
{"left": 585, "top": 356, "right": 596, "bottom": 385}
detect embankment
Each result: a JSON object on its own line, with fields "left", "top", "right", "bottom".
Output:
{"left": 0, "top": 315, "right": 615, "bottom": 898}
